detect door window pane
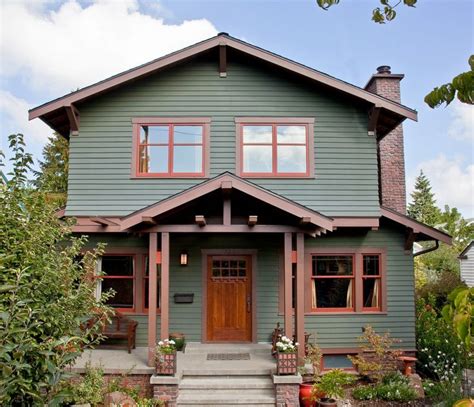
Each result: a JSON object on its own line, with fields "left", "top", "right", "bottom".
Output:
{"left": 277, "top": 145, "right": 307, "bottom": 173}
{"left": 243, "top": 145, "right": 272, "bottom": 172}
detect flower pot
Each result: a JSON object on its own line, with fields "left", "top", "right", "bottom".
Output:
{"left": 155, "top": 350, "right": 177, "bottom": 375}
{"left": 169, "top": 332, "right": 185, "bottom": 351}
{"left": 317, "top": 397, "right": 337, "bottom": 407}
{"left": 299, "top": 382, "right": 316, "bottom": 407}
{"left": 276, "top": 351, "right": 297, "bottom": 375}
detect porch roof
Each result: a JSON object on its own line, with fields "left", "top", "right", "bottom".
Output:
{"left": 120, "top": 172, "right": 334, "bottom": 232}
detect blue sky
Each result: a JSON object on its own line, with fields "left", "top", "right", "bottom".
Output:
{"left": 1, "top": 0, "right": 473, "bottom": 216}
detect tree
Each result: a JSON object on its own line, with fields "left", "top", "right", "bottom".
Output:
{"left": 437, "top": 205, "right": 474, "bottom": 253}
{"left": 0, "top": 134, "right": 112, "bottom": 406}
{"left": 407, "top": 170, "right": 441, "bottom": 226}
{"left": 33, "top": 133, "right": 69, "bottom": 208}
{"left": 315, "top": 0, "right": 474, "bottom": 108}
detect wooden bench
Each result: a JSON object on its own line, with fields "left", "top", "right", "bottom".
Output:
{"left": 87, "top": 311, "right": 138, "bottom": 353}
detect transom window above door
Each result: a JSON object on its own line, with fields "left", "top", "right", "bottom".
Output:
{"left": 236, "top": 118, "right": 314, "bottom": 177}
{"left": 132, "top": 118, "right": 210, "bottom": 178}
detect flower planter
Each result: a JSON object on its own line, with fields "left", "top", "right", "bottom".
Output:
{"left": 317, "top": 397, "right": 337, "bottom": 407}
{"left": 169, "top": 332, "right": 185, "bottom": 351}
{"left": 155, "top": 350, "right": 177, "bottom": 375}
{"left": 276, "top": 351, "right": 298, "bottom": 375}
{"left": 299, "top": 382, "right": 316, "bottom": 407}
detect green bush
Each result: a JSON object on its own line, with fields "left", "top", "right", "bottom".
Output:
{"left": 317, "top": 369, "right": 356, "bottom": 400}
{"left": 352, "top": 372, "right": 417, "bottom": 402}
{"left": 416, "top": 297, "right": 464, "bottom": 381}
{"left": 65, "top": 363, "right": 105, "bottom": 405}
{"left": 422, "top": 379, "right": 462, "bottom": 405}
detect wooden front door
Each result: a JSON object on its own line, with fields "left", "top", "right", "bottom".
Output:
{"left": 207, "top": 255, "right": 252, "bottom": 342}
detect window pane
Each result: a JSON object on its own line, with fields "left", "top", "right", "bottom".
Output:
{"left": 173, "top": 145, "right": 202, "bottom": 173}
{"left": 363, "top": 255, "right": 380, "bottom": 275}
{"left": 363, "top": 278, "right": 380, "bottom": 308}
{"left": 102, "top": 256, "right": 134, "bottom": 276}
{"left": 140, "top": 125, "right": 169, "bottom": 144}
{"left": 144, "top": 278, "right": 160, "bottom": 309}
{"left": 314, "top": 278, "right": 353, "bottom": 308}
{"left": 174, "top": 126, "right": 203, "bottom": 144}
{"left": 103, "top": 278, "right": 133, "bottom": 308}
{"left": 277, "top": 145, "right": 307, "bottom": 173}
{"left": 242, "top": 126, "right": 272, "bottom": 143}
{"left": 243, "top": 145, "right": 272, "bottom": 173}
{"left": 313, "top": 256, "right": 353, "bottom": 276}
{"left": 139, "top": 146, "right": 168, "bottom": 173}
{"left": 277, "top": 125, "right": 306, "bottom": 143}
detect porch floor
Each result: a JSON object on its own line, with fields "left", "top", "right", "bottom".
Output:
{"left": 71, "top": 343, "right": 276, "bottom": 376}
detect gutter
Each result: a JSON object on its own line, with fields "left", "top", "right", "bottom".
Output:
{"left": 413, "top": 240, "right": 439, "bottom": 257}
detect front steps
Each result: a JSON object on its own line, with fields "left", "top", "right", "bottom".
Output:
{"left": 176, "top": 373, "right": 276, "bottom": 406}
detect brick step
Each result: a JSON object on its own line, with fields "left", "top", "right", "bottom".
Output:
{"left": 179, "top": 375, "right": 273, "bottom": 390}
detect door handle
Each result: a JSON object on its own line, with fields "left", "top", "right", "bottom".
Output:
{"left": 247, "top": 295, "right": 251, "bottom": 313}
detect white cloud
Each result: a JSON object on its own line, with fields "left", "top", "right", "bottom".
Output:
{"left": 407, "top": 154, "right": 474, "bottom": 218}
{"left": 0, "top": 0, "right": 218, "bottom": 95}
{"left": 0, "top": 90, "right": 52, "bottom": 145}
{"left": 448, "top": 101, "right": 474, "bottom": 142}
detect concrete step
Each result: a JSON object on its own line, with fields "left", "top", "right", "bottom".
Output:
{"left": 181, "top": 367, "right": 274, "bottom": 376}
{"left": 179, "top": 375, "right": 273, "bottom": 390}
{"left": 184, "top": 343, "right": 272, "bottom": 355}
{"left": 177, "top": 388, "right": 276, "bottom": 405}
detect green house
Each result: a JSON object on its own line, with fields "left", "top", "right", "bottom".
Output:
{"left": 30, "top": 33, "right": 450, "bottom": 372}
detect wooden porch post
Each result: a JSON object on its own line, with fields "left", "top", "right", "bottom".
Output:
{"left": 160, "top": 232, "right": 170, "bottom": 340}
{"left": 295, "top": 232, "right": 305, "bottom": 360}
{"left": 283, "top": 232, "right": 293, "bottom": 338}
{"left": 147, "top": 232, "right": 158, "bottom": 366}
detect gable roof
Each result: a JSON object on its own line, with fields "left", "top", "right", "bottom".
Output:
{"left": 459, "top": 240, "right": 474, "bottom": 259}
{"left": 120, "top": 172, "right": 334, "bottom": 231}
{"left": 29, "top": 32, "right": 417, "bottom": 137}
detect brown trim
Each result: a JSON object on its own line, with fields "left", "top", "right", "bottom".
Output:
{"left": 332, "top": 217, "right": 380, "bottom": 228}
{"left": 130, "top": 118, "right": 211, "bottom": 178}
{"left": 381, "top": 206, "right": 452, "bottom": 245}
{"left": 283, "top": 232, "right": 293, "bottom": 338}
{"left": 303, "top": 247, "right": 387, "bottom": 314}
{"left": 160, "top": 233, "right": 170, "bottom": 341}
{"left": 235, "top": 119, "right": 315, "bottom": 178}
{"left": 367, "top": 107, "right": 381, "bottom": 136}
{"left": 65, "top": 104, "right": 80, "bottom": 135}
{"left": 142, "top": 224, "right": 310, "bottom": 234}
{"left": 219, "top": 44, "right": 227, "bottom": 77}
{"left": 295, "top": 233, "right": 305, "bottom": 359}
{"left": 201, "top": 249, "right": 258, "bottom": 343}
{"left": 223, "top": 197, "right": 231, "bottom": 226}
{"left": 120, "top": 173, "right": 333, "bottom": 231}
{"left": 147, "top": 232, "right": 158, "bottom": 366}
{"left": 90, "top": 217, "right": 119, "bottom": 226}
{"left": 29, "top": 34, "right": 416, "bottom": 132}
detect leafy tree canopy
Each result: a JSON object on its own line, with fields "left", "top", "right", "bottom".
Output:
{"left": 315, "top": 0, "right": 474, "bottom": 108}
{"left": 0, "top": 134, "right": 112, "bottom": 406}
{"left": 33, "top": 132, "right": 69, "bottom": 208}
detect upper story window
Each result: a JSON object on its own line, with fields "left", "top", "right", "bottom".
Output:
{"left": 236, "top": 118, "right": 314, "bottom": 178}
{"left": 132, "top": 118, "right": 210, "bottom": 178}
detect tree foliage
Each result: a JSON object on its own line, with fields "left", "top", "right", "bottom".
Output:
{"left": 33, "top": 132, "right": 69, "bottom": 208}
{"left": 407, "top": 170, "right": 440, "bottom": 226}
{"left": 0, "top": 134, "right": 113, "bottom": 406}
{"left": 441, "top": 287, "right": 474, "bottom": 349}
{"left": 425, "top": 55, "right": 474, "bottom": 108}
{"left": 437, "top": 205, "right": 474, "bottom": 253}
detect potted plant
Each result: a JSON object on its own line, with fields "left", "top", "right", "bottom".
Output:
{"left": 155, "top": 338, "right": 177, "bottom": 375}
{"left": 315, "top": 369, "right": 355, "bottom": 407}
{"left": 299, "top": 343, "right": 323, "bottom": 407}
{"left": 275, "top": 336, "right": 299, "bottom": 375}
{"left": 169, "top": 332, "right": 185, "bottom": 351}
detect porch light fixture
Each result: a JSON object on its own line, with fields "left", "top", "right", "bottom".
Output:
{"left": 180, "top": 251, "right": 189, "bottom": 266}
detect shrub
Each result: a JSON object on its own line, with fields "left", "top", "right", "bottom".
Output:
{"left": 316, "top": 369, "right": 355, "bottom": 400}
{"left": 416, "top": 297, "right": 464, "bottom": 381}
{"left": 347, "top": 325, "right": 402, "bottom": 381}
{"left": 422, "top": 379, "right": 462, "bottom": 405}
{"left": 67, "top": 363, "right": 105, "bottom": 405}
{"left": 352, "top": 372, "right": 417, "bottom": 402}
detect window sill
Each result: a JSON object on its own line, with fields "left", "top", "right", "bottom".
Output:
{"left": 305, "top": 311, "right": 387, "bottom": 316}
{"left": 240, "top": 175, "right": 316, "bottom": 180}
{"left": 130, "top": 176, "right": 209, "bottom": 180}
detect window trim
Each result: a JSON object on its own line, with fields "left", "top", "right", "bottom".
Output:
{"left": 311, "top": 254, "right": 356, "bottom": 313}
{"left": 131, "top": 117, "right": 211, "bottom": 178}
{"left": 235, "top": 117, "right": 315, "bottom": 178}
{"left": 362, "top": 253, "right": 383, "bottom": 312}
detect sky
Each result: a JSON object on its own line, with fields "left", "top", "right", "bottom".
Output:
{"left": 0, "top": 0, "right": 473, "bottom": 216}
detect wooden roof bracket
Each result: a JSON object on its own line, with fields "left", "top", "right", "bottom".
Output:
{"left": 219, "top": 43, "right": 227, "bottom": 78}
{"left": 90, "top": 217, "right": 119, "bottom": 227}
{"left": 368, "top": 106, "right": 381, "bottom": 137}
{"left": 65, "top": 104, "right": 80, "bottom": 136}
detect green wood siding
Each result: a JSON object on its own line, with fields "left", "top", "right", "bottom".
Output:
{"left": 84, "top": 222, "right": 415, "bottom": 350}
{"left": 67, "top": 56, "right": 378, "bottom": 217}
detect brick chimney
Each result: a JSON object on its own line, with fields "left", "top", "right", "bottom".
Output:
{"left": 365, "top": 66, "right": 406, "bottom": 214}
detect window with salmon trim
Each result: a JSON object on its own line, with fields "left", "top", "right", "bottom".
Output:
{"left": 236, "top": 119, "right": 314, "bottom": 177}
{"left": 132, "top": 118, "right": 210, "bottom": 178}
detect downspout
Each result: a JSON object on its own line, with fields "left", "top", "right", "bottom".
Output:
{"left": 413, "top": 240, "right": 439, "bottom": 257}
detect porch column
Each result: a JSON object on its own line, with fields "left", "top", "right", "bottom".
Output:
{"left": 295, "top": 233, "right": 305, "bottom": 360}
{"left": 148, "top": 232, "right": 158, "bottom": 366}
{"left": 283, "top": 232, "right": 293, "bottom": 338}
{"left": 160, "top": 232, "right": 170, "bottom": 340}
